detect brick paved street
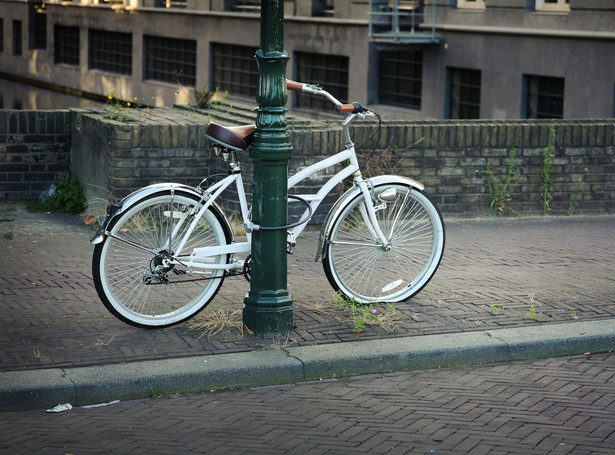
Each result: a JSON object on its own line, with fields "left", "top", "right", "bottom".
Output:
{"left": 1, "top": 202, "right": 614, "bottom": 372}
{"left": 1, "top": 353, "right": 614, "bottom": 454}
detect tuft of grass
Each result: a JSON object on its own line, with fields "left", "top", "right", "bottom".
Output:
{"left": 186, "top": 308, "right": 243, "bottom": 339}
{"left": 490, "top": 304, "right": 504, "bottom": 315}
{"left": 331, "top": 292, "right": 400, "bottom": 334}
{"left": 3, "top": 231, "right": 13, "bottom": 240}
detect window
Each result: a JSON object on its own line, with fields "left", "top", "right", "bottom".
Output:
{"left": 457, "top": 0, "right": 485, "bottom": 10}
{"left": 211, "top": 43, "right": 258, "bottom": 98}
{"left": 226, "top": 0, "right": 261, "bottom": 12}
{"left": 378, "top": 50, "right": 423, "bottom": 109}
{"left": 523, "top": 74, "right": 564, "bottom": 119}
{"left": 154, "top": 0, "right": 187, "bottom": 8}
{"left": 29, "top": 5, "right": 47, "bottom": 50}
{"left": 312, "top": 0, "right": 334, "bottom": 17}
{"left": 54, "top": 25, "right": 80, "bottom": 66}
{"left": 294, "top": 52, "right": 349, "bottom": 110}
{"left": 447, "top": 67, "right": 481, "bottom": 119}
{"left": 535, "top": 0, "right": 569, "bottom": 12}
{"left": 144, "top": 35, "right": 196, "bottom": 86}
{"left": 89, "top": 29, "right": 132, "bottom": 75}
{"left": 13, "top": 20, "right": 22, "bottom": 56}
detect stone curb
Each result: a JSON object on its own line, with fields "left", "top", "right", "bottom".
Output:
{"left": 2, "top": 319, "right": 614, "bottom": 412}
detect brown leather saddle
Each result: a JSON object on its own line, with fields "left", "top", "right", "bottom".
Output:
{"left": 205, "top": 122, "right": 256, "bottom": 152}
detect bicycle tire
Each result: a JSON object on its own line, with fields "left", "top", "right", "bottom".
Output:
{"left": 92, "top": 191, "right": 231, "bottom": 328}
{"left": 323, "top": 183, "right": 445, "bottom": 303}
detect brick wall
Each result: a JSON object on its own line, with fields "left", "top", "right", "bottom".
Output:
{"left": 0, "top": 111, "right": 72, "bottom": 200}
{"left": 360, "top": 119, "right": 615, "bottom": 216}
{"left": 4, "top": 106, "right": 615, "bottom": 219}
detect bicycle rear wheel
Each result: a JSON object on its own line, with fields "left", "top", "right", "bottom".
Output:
{"left": 323, "top": 183, "right": 445, "bottom": 303}
{"left": 92, "top": 191, "right": 231, "bottom": 328}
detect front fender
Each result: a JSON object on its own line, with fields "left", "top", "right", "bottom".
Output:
{"left": 90, "top": 183, "right": 232, "bottom": 245}
{"left": 315, "top": 175, "right": 424, "bottom": 261}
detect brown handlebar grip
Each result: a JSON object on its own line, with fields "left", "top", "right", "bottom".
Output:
{"left": 336, "top": 104, "right": 356, "bottom": 112}
{"left": 286, "top": 80, "right": 304, "bottom": 91}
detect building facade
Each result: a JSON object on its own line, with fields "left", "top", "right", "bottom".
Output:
{"left": 0, "top": 0, "right": 613, "bottom": 119}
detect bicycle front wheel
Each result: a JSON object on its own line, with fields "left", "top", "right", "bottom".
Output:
{"left": 92, "top": 191, "right": 231, "bottom": 328}
{"left": 323, "top": 184, "right": 445, "bottom": 303}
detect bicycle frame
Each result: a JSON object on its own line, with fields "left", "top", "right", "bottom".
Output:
{"left": 169, "top": 118, "right": 390, "bottom": 272}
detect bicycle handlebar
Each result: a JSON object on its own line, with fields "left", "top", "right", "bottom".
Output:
{"left": 286, "top": 79, "right": 369, "bottom": 115}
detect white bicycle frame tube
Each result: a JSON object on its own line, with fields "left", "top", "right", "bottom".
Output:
{"left": 170, "top": 143, "right": 389, "bottom": 271}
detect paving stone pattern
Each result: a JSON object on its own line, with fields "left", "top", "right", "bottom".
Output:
{"left": 0, "top": 202, "right": 614, "bottom": 371}
{"left": 1, "top": 353, "right": 614, "bottom": 454}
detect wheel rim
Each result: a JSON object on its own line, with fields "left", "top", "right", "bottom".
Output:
{"left": 327, "top": 186, "right": 444, "bottom": 302}
{"left": 98, "top": 194, "right": 227, "bottom": 326}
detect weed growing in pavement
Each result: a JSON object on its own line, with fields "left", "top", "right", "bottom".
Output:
{"left": 27, "top": 173, "right": 87, "bottom": 215}
{"left": 191, "top": 86, "right": 226, "bottom": 109}
{"left": 485, "top": 150, "right": 521, "bottom": 216}
{"left": 331, "top": 292, "right": 400, "bottom": 334}
{"left": 528, "top": 306, "right": 537, "bottom": 321}
{"left": 186, "top": 308, "right": 243, "bottom": 339}
{"left": 150, "top": 387, "right": 171, "bottom": 399}
{"left": 3, "top": 231, "right": 13, "bottom": 240}
{"left": 490, "top": 304, "right": 504, "bottom": 315}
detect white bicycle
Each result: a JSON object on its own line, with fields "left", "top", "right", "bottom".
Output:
{"left": 91, "top": 80, "right": 445, "bottom": 328}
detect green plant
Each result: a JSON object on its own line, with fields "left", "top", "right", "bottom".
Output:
{"left": 485, "top": 150, "right": 521, "bottom": 216}
{"left": 490, "top": 304, "right": 504, "bottom": 315}
{"left": 528, "top": 306, "right": 537, "bottom": 321}
{"left": 191, "top": 86, "right": 225, "bottom": 109}
{"left": 103, "top": 90, "right": 138, "bottom": 122}
{"left": 568, "top": 177, "right": 584, "bottom": 215}
{"left": 3, "top": 231, "right": 14, "bottom": 240}
{"left": 28, "top": 174, "right": 87, "bottom": 214}
{"left": 331, "top": 292, "right": 400, "bottom": 334}
{"left": 50, "top": 174, "right": 87, "bottom": 214}
{"left": 541, "top": 127, "right": 556, "bottom": 214}
{"left": 150, "top": 387, "right": 170, "bottom": 399}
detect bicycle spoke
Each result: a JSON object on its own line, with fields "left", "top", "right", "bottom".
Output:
{"left": 323, "top": 185, "right": 444, "bottom": 303}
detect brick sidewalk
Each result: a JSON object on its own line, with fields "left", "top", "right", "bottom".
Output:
{"left": 1, "top": 353, "right": 613, "bottom": 454}
{"left": 1, "top": 201, "right": 614, "bottom": 372}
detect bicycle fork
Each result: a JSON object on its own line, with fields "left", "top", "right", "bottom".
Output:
{"left": 355, "top": 178, "right": 391, "bottom": 250}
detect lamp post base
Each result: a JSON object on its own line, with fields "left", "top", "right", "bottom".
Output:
{"left": 243, "top": 290, "right": 294, "bottom": 336}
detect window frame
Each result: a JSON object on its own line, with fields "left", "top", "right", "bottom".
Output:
{"left": 535, "top": 0, "right": 570, "bottom": 13}
{"left": 378, "top": 49, "right": 423, "bottom": 110}
{"left": 89, "top": 29, "right": 133, "bottom": 76}
{"left": 210, "top": 42, "right": 259, "bottom": 98}
{"left": 293, "top": 51, "right": 349, "bottom": 111}
{"left": 143, "top": 35, "right": 197, "bottom": 87}
{"left": 522, "top": 74, "right": 565, "bottom": 119}
{"left": 447, "top": 66, "right": 481, "bottom": 120}
{"left": 457, "top": 0, "right": 486, "bottom": 10}
{"left": 13, "top": 20, "right": 23, "bottom": 56}
{"left": 54, "top": 25, "right": 80, "bottom": 66}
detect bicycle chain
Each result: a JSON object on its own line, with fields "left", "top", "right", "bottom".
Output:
{"left": 143, "top": 261, "right": 251, "bottom": 285}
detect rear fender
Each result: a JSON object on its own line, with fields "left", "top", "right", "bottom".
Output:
{"left": 90, "top": 183, "right": 232, "bottom": 245}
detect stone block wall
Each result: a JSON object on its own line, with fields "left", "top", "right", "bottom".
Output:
{"left": 0, "top": 110, "right": 72, "bottom": 200}
{"left": 361, "top": 119, "right": 615, "bottom": 216}
{"left": 3, "top": 106, "right": 614, "bottom": 220}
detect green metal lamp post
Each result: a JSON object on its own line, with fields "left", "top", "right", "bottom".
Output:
{"left": 243, "top": 0, "right": 294, "bottom": 336}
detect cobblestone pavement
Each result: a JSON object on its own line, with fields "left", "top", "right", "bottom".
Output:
{"left": 1, "top": 201, "right": 614, "bottom": 371}
{"left": 1, "top": 353, "right": 614, "bottom": 454}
